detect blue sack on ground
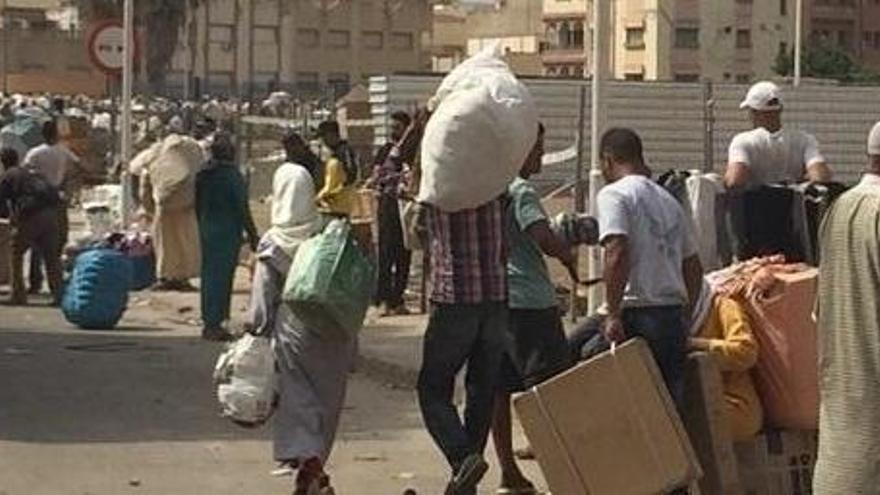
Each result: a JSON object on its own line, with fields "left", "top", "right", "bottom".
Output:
{"left": 62, "top": 248, "right": 132, "bottom": 330}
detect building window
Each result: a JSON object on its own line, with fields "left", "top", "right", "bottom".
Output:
{"left": 363, "top": 30, "right": 383, "bottom": 50}
{"left": 674, "top": 73, "right": 700, "bottom": 82}
{"left": 837, "top": 30, "right": 851, "bottom": 50}
{"left": 736, "top": 29, "right": 752, "bottom": 49}
{"left": 624, "top": 73, "right": 644, "bottom": 81}
{"left": 391, "top": 32, "right": 414, "bottom": 51}
{"left": 296, "top": 71, "right": 319, "bottom": 91}
{"left": 297, "top": 28, "right": 319, "bottom": 48}
{"left": 674, "top": 27, "right": 699, "bottom": 49}
{"left": 875, "top": 31, "right": 880, "bottom": 49}
{"left": 736, "top": 73, "right": 751, "bottom": 83}
{"left": 625, "top": 28, "right": 645, "bottom": 49}
{"left": 780, "top": 0, "right": 787, "bottom": 15}
{"left": 560, "top": 66, "right": 570, "bottom": 76}
{"left": 572, "top": 22, "right": 585, "bottom": 49}
{"left": 327, "top": 72, "right": 350, "bottom": 96}
{"left": 327, "top": 29, "right": 351, "bottom": 49}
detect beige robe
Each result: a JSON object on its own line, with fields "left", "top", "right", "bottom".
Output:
{"left": 814, "top": 177, "right": 880, "bottom": 494}
{"left": 138, "top": 135, "right": 204, "bottom": 281}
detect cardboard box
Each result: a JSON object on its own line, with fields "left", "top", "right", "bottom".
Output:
{"left": 735, "top": 430, "right": 817, "bottom": 495}
{"left": 0, "top": 219, "right": 9, "bottom": 286}
{"left": 682, "top": 352, "right": 743, "bottom": 495}
{"left": 514, "top": 339, "right": 702, "bottom": 495}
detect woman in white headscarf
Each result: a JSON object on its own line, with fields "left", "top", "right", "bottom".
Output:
{"left": 248, "top": 132, "right": 349, "bottom": 495}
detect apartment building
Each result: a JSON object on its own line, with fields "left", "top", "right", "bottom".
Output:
{"left": 429, "top": 0, "right": 544, "bottom": 75}
{"left": 541, "top": 0, "right": 795, "bottom": 82}
{"left": 169, "top": 0, "right": 432, "bottom": 98}
{"left": 807, "top": 0, "right": 880, "bottom": 72}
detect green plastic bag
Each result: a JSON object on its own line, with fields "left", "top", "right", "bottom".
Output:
{"left": 283, "top": 219, "right": 376, "bottom": 337}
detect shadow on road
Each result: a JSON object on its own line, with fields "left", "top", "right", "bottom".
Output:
{"left": 0, "top": 306, "right": 425, "bottom": 447}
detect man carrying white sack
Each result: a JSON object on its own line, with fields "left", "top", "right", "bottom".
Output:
{"left": 813, "top": 122, "right": 880, "bottom": 493}
{"left": 414, "top": 46, "right": 539, "bottom": 495}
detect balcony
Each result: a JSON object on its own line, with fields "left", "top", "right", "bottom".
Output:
{"left": 811, "top": 2, "right": 858, "bottom": 22}
{"left": 541, "top": 47, "right": 587, "bottom": 64}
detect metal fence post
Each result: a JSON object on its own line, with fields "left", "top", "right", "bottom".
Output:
{"left": 702, "top": 79, "right": 715, "bottom": 173}
{"left": 572, "top": 84, "right": 587, "bottom": 323}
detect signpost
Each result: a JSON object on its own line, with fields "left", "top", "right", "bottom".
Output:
{"left": 87, "top": 13, "right": 137, "bottom": 226}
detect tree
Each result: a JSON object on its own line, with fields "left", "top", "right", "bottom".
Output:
{"left": 774, "top": 43, "right": 880, "bottom": 83}
{"left": 75, "top": 0, "right": 200, "bottom": 94}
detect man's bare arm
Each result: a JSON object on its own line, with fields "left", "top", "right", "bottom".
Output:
{"left": 725, "top": 162, "right": 750, "bottom": 189}
{"left": 806, "top": 161, "right": 832, "bottom": 183}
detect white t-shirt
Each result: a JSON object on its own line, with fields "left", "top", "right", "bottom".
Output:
{"left": 23, "top": 143, "right": 79, "bottom": 188}
{"left": 597, "top": 175, "right": 697, "bottom": 308}
{"left": 728, "top": 127, "right": 824, "bottom": 189}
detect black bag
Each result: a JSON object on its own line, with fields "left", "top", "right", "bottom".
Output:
{"left": 16, "top": 169, "right": 60, "bottom": 215}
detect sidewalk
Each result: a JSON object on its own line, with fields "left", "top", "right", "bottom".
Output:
{"left": 357, "top": 311, "right": 427, "bottom": 388}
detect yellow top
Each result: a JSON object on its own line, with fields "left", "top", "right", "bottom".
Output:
{"left": 316, "top": 157, "right": 356, "bottom": 216}
{"left": 696, "top": 296, "right": 763, "bottom": 441}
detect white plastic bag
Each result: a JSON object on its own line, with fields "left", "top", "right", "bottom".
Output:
{"left": 418, "top": 44, "right": 539, "bottom": 212}
{"left": 214, "top": 333, "right": 277, "bottom": 426}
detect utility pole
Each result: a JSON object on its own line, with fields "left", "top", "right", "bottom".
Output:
{"left": 121, "top": 0, "right": 134, "bottom": 225}
{"left": 588, "top": 0, "right": 609, "bottom": 313}
{"left": 1, "top": 0, "right": 7, "bottom": 95}
{"left": 248, "top": 0, "right": 255, "bottom": 104}
{"left": 233, "top": 0, "right": 241, "bottom": 97}
{"left": 203, "top": 0, "right": 211, "bottom": 98}
{"left": 794, "top": 0, "right": 803, "bottom": 87}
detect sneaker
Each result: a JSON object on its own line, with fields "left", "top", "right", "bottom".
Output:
{"left": 445, "top": 454, "right": 489, "bottom": 495}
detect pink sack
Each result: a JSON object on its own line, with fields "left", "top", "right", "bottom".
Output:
{"left": 746, "top": 269, "right": 819, "bottom": 430}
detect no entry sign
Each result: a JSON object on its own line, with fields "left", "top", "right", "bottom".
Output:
{"left": 87, "top": 20, "right": 138, "bottom": 75}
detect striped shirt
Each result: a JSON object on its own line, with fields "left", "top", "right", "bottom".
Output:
{"left": 427, "top": 197, "right": 509, "bottom": 304}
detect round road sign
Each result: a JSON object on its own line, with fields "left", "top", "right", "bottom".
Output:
{"left": 87, "top": 20, "right": 137, "bottom": 75}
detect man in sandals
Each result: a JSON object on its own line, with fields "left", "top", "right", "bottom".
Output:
{"left": 491, "top": 123, "right": 577, "bottom": 494}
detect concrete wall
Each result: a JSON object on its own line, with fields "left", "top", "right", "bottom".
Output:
{"left": 0, "top": 27, "right": 105, "bottom": 95}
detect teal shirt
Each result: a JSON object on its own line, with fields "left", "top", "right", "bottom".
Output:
{"left": 507, "top": 178, "right": 557, "bottom": 309}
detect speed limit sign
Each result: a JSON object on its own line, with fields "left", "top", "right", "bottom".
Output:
{"left": 87, "top": 20, "right": 138, "bottom": 75}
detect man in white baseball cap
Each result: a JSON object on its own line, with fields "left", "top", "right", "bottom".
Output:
{"left": 813, "top": 121, "right": 880, "bottom": 494}
{"left": 725, "top": 81, "right": 833, "bottom": 189}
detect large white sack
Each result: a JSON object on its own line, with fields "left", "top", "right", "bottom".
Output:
{"left": 418, "top": 45, "right": 539, "bottom": 212}
{"left": 214, "top": 333, "right": 277, "bottom": 426}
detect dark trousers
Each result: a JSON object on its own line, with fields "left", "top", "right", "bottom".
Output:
{"left": 417, "top": 302, "right": 507, "bottom": 472}
{"left": 12, "top": 208, "right": 63, "bottom": 304}
{"left": 569, "top": 306, "right": 687, "bottom": 408}
{"left": 29, "top": 204, "right": 67, "bottom": 291}
{"left": 376, "top": 195, "right": 410, "bottom": 308}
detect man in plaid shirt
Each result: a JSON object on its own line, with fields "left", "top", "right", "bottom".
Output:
{"left": 418, "top": 196, "right": 509, "bottom": 495}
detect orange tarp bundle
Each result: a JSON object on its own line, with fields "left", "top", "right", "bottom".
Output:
{"left": 708, "top": 258, "right": 819, "bottom": 430}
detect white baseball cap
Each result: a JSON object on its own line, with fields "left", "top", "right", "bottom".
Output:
{"left": 869, "top": 121, "right": 880, "bottom": 156}
{"left": 740, "top": 81, "right": 783, "bottom": 111}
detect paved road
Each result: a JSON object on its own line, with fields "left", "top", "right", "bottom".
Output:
{"left": 0, "top": 298, "right": 544, "bottom": 495}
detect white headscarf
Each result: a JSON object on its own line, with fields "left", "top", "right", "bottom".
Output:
{"left": 268, "top": 162, "right": 320, "bottom": 256}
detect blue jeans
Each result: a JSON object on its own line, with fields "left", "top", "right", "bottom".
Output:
{"left": 417, "top": 302, "right": 507, "bottom": 472}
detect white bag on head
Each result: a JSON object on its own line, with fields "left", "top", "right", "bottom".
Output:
{"left": 417, "top": 44, "right": 539, "bottom": 212}
{"left": 214, "top": 333, "right": 277, "bottom": 426}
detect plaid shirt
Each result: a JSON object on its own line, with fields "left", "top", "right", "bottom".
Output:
{"left": 427, "top": 197, "right": 509, "bottom": 304}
